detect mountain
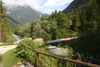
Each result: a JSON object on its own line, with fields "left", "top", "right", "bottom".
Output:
{"left": 65, "top": 0, "right": 100, "bottom": 31}
{"left": 6, "top": 3, "right": 46, "bottom": 27}
{"left": 7, "top": 19, "right": 20, "bottom": 28}
{"left": 62, "top": 0, "right": 89, "bottom": 14}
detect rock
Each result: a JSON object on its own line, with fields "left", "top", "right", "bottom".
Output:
{"left": 33, "top": 38, "right": 43, "bottom": 45}
{"left": 13, "top": 61, "right": 34, "bottom": 67}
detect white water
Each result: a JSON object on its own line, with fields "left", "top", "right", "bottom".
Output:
{"left": 12, "top": 34, "right": 20, "bottom": 41}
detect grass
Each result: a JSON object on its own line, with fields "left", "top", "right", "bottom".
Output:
{"left": 0, "top": 48, "right": 21, "bottom": 67}
{"left": 0, "top": 43, "right": 14, "bottom": 46}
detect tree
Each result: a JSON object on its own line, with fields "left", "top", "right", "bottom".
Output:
{"left": 30, "top": 21, "right": 36, "bottom": 34}
{"left": 18, "top": 23, "right": 31, "bottom": 37}
{"left": 45, "top": 14, "right": 49, "bottom": 20}
{"left": 72, "top": 13, "right": 81, "bottom": 31}
{"left": 40, "top": 14, "right": 44, "bottom": 21}
{"left": 92, "top": 20, "right": 97, "bottom": 30}
{"left": 0, "top": 1, "right": 13, "bottom": 42}
{"left": 49, "top": 11, "right": 54, "bottom": 21}
{"left": 56, "top": 11, "right": 68, "bottom": 29}
{"left": 31, "top": 21, "right": 52, "bottom": 40}
{"left": 0, "top": 1, "right": 2, "bottom": 42}
{"left": 70, "top": 30, "right": 100, "bottom": 65}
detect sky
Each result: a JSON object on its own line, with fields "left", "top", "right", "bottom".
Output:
{"left": 2, "top": 0, "right": 73, "bottom": 14}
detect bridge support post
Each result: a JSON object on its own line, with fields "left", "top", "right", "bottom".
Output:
{"left": 56, "top": 36, "right": 58, "bottom": 40}
{"left": 65, "top": 35, "right": 67, "bottom": 41}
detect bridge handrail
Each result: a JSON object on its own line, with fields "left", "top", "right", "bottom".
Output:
{"left": 21, "top": 43, "right": 100, "bottom": 67}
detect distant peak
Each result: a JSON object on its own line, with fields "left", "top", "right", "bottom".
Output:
{"left": 6, "top": 3, "right": 29, "bottom": 7}
{"left": 6, "top": 3, "right": 29, "bottom": 14}
{"left": 21, "top": 3, "right": 28, "bottom": 7}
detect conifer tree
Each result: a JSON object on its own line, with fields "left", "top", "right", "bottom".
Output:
{"left": 45, "top": 14, "right": 48, "bottom": 20}
{"left": 0, "top": 1, "right": 13, "bottom": 42}
{"left": 49, "top": 11, "right": 54, "bottom": 21}
{"left": 40, "top": 14, "right": 44, "bottom": 21}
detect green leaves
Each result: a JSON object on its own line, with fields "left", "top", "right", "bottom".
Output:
{"left": 0, "top": 1, "right": 14, "bottom": 43}
{"left": 70, "top": 30, "right": 100, "bottom": 64}
{"left": 16, "top": 39, "right": 76, "bottom": 67}
{"left": 18, "top": 23, "right": 31, "bottom": 37}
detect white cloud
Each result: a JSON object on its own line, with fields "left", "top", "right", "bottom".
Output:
{"left": 3, "top": 0, "right": 15, "bottom": 4}
{"left": 44, "top": 0, "right": 56, "bottom": 7}
{"left": 33, "top": 4, "right": 43, "bottom": 9}
{"left": 44, "top": 0, "right": 73, "bottom": 7}
{"left": 2, "top": 0, "right": 73, "bottom": 14}
{"left": 43, "top": 8, "right": 55, "bottom": 14}
{"left": 3, "top": 0, "right": 46, "bottom": 11}
{"left": 3, "top": 0, "right": 45, "bottom": 6}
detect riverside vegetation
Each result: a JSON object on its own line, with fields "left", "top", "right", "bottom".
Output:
{"left": 0, "top": 2, "right": 16, "bottom": 43}
{"left": 16, "top": 39, "right": 76, "bottom": 67}
{"left": 0, "top": 0, "right": 100, "bottom": 66}
{"left": 13, "top": 0, "right": 100, "bottom": 66}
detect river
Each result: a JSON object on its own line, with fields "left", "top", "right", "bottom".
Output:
{"left": 12, "top": 34, "right": 68, "bottom": 57}
{"left": 12, "top": 34, "right": 21, "bottom": 41}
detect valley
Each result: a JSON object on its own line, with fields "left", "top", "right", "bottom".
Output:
{"left": 0, "top": 0, "right": 100, "bottom": 67}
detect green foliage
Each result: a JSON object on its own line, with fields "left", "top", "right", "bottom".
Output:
{"left": 14, "top": 27, "right": 20, "bottom": 35}
{"left": 92, "top": 20, "right": 97, "bottom": 30}
{"left": 62, "top": 0, "right": 90, "bottom": 14}
{"left": 45, "top": 14, "right": 49, "bottom": 20}
{"left": 0, "top": 43, "right": 13, "bottom": 46}
{"left": 66, "top": 0, "right": 100, "bottom": 31}
{"left": 31, "top": 20, "right": 52, "bottom": 40}
{"left": 7, "top": 5, "right": 42, "bottom": 24}
{"left": 16, "top": 9, "right": 77, "bottom": 40}
{"left": 8, "top": 19, "right": 20, "bottom": 28}
{"left": 18, "top": 23, "right": 31, "bottom": 37}
{"left": 0, "top": 1, "right": 15, "bottom": 43}
{"left": 16, "top": 39, "right": 76, "bottom": 67}
{"left": 70, "top": 30, "right": 100, "bottom": 65}
{"left": 40, "top": 14, "right": 44, "bottom": 20}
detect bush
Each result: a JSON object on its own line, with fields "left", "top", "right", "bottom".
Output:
{"left": 16, "top": 39, "right": 76, "bottom": 67}
{"left": 70, "top": 30, "right": 100, "bottom": 65}
{"left": 7, "top": 35, "right": 17, "bottom": 43}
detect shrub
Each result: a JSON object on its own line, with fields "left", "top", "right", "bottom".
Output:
{"left": 70, "top": 30, "right": 100, "bottom": 65}
{"left": 16, "top": 39, "right": 76, "bottom": 67}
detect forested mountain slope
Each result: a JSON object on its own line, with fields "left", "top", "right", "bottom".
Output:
{"left": 6, "top": 4, "right": 46, "bottom": 27}
{"left": 66, "top": 0, "right": 100, "bottom": 31}
{"left": 62, "top": 0, "right": 89, "bottom": 14}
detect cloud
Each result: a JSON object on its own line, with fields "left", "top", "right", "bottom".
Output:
{"left": 33, "top": 4, "right": 43, "bottom": 9}
{"left": 43, "top": 8, "right": 55, "bottom": 14}
{"left": 3, "top": 0, "right": 45, "bottom": 6}
{"left": 44, "top": 0, "right": 56, "bottom": 7}
{"left": 3, "top": 0, "right": 16, "bottom": 4}
{"left": 2, "top": 0, "right": 73, "bottom": 14}
{"left": 44, "top": 0, "right": 73, "bottom": 7}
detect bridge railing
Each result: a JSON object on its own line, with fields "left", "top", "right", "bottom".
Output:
{"left": 21, "top": 43, "right": 100, "bottom": 67}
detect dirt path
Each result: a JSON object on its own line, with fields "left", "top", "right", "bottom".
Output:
{"left": 0, "top": 45, "right": 18, "bottom": 56}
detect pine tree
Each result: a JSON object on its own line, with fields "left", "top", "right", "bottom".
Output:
{"left": 49, "top": 11, "right": 54, "bottom": 21}
{"left": 56, "top": 11, "right": 67, "bottom": 28}
{"left": 40, "top": 14, "right": 44, "bottom": 21}
{"left": 92, "top": 20, "right": 97, "bottom": 30}
{"left": 0, "top": 1, "right": 2, "bottom": 42}
{"left": 0, "top": 1, "right": 13, "bottom": 42}
{"left": 45, "top": 14, "right": 48, "bottom": 20}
